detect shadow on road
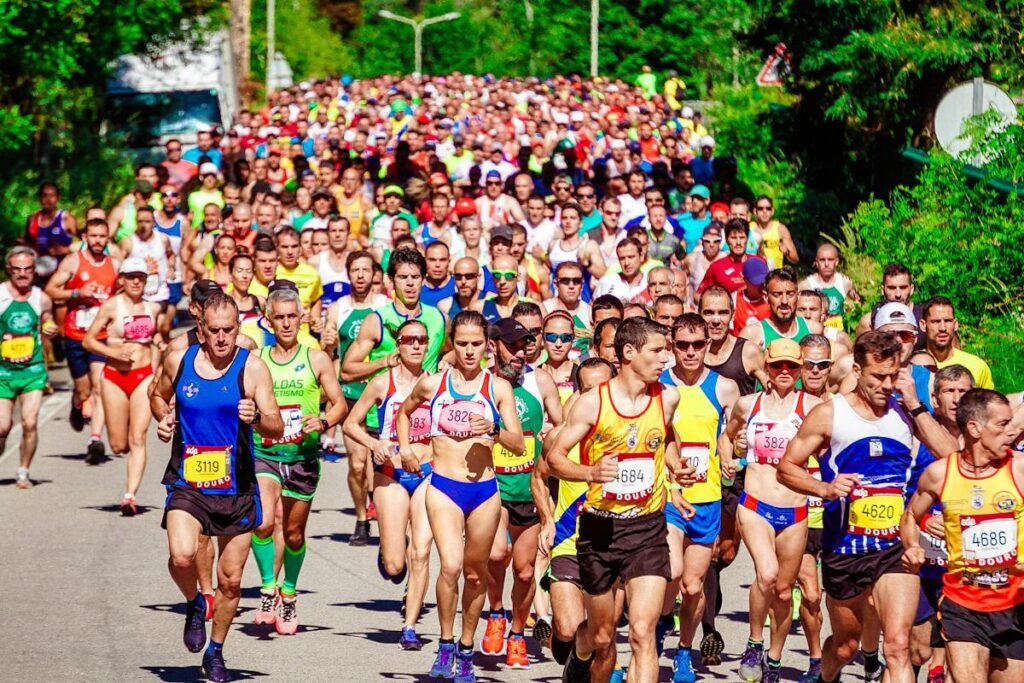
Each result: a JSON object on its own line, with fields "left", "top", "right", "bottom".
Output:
{"left": 80, "top": 503, "right": 156, "bottom": 515}
{"left": 309, "top": 531, "right": 380, "bottom": 546}
{"left": 0, "top": 477, "right": 53, "bottom": 487}
{"left": 331, "top": 598, "right": 404, "bottom": 613}
{"left": 141, "top": 664, "right": 267, "bottom": 681}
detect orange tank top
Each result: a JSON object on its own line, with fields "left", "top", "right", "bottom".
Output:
{"left": 65, "top": 255, "right": 117, "bottom": 341}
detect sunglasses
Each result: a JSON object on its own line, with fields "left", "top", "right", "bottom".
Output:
{"left": 674, "top": 339, "right": 708, "bottom": 351}
{"left": 803, "top": 359, "right": 833, "bottom": 371}
{"left": 486, "top": 180, "right": 503, "bottom": 186}
{"left": 893, "top": 330, "right": 917, "bottom": 342}
{"left": 577, "top": 193, "right": 595, "bottom": 199}
{"left": 544, "top": 332, "right": 574, "bottom": 344}
{"left": 492, "top": 270, "right": 517, "bottom": 282}
{"left": 524, "top": 326, "right": 543, "bottom": 337}
{"left": 454, "top": 272, "right": 477, "bottom": 280}
{"left": 768, "top": 360, "right": 801, "bottom": 371}
{"left": 164, "top": 191, "right": 180, "bottom": 197}
{"left": 555, "top": 185, "right": 572, "bottom": 192}
{"left": 558, "top": 277, "right": 583, "bottom": 286}
{"left": 755, "top": 205, "right": 773, "bottom": 211}
{"left": 398, "top": 335, "right": 427, "bottom": 346}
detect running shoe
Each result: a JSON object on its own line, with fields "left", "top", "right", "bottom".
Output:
{"left": 454, "top": 650, "right": 477, "bottom": 683}
{"left": 655, "top": 613, "right": 674, "bottom": 657}
{"left": 561, "top": 647, "right": 592, "bottom": 683}
{"left": 672, "top": 648, "right": 696, "bottom": 683}
{"left": 609, "top": 668, "right": 626, "bottom": 683}
{"left": 532, "top": 616, "right": 552, "bottom": 649}
{"left": 200, "top": 647, "right": 229, "bottom": 683}
{"left": 399, "top": 626, "right": 423, "bottom": 651}
{"left": 700, "top": 629, "right": 725, "bottom": 666}
{"left": 253, "top": 588, "right": 279, "bottom": 625}
{"left": 183, "top": 593, "right": 207, "bottom": 653}
{"left": 792, "top": 585, "right": 803, "bottom": 621}
{"left": 865, "top": 662, "right": 886, "bottom": 682}
{"left": 739, "top": 641, "right": 765, "bottom": 682}
{"left": 203, "top": 593, "right": 215, "bottom": 621}
{"left": 349, "top": 520, "right": 370, "bottom": 546}
{"left": 85, "top": 438, "right": 105, "bottom": 465}
{"left": 799, "top": 658, "right": 822, "bottom": 683}
{"left": 480, "top": 612, "right": 507, "bottom": 655}
{"left": 367, "top": 501, "right": 378, "bottom": 521}
{"left": 430, "top": 642, "right": 456, "bottom": 678}
{"left": 15, "top": 468, "right": 31, "bottom": 490}
{"left": 69, "top": 402, "right": 85, "bottom": 432}
{"left": 763, "top": 662, "right": 782, "bottom": 683}
{"left": 119, "top": 494, "right": 137, "bottom": 517}
{"left": 505, "top": 633, "right": 529, "bottom": 669}
{"left": 927, "top": 666, "right": 945, "bottom": 683}
{"left": 377, "top": 548, "right": 407, "bottom": 585}
{"left": 275, "top": 596, "right": 298, "bottom": 635}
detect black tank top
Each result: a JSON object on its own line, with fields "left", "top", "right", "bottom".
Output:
{"left": 707, "top": 337, "right": 756, "bottom": 396}
{"left": 187, "top": 328, "right": 200, "bottom": 346}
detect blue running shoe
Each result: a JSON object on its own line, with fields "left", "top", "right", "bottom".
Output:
{"left": 430, "top": 642, "right": 456, "bottom": 679}
{"left": 739, "top": 641, "right": 765, "bottom": 682}
{"left": 609, "top": 667, "right": 626, "bottom": 683}
{"left": 400, "top": 626, "right": 424, "bottom": 651}
{"left": 455, "top": 649, "right": 477, "bottom": 683}
{"left": 200, "top": 647, "right": 229, "bottom": 682}
{"left": 799, "top": 658, "right": 822, "bottom": 683}
{"left": 673, "top": 648, "right": 697, "bottom": 683}
{"left": 183, "top": 594, "right": 207, "bottom": 653}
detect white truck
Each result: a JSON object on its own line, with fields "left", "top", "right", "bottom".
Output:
{"left": 104, "top": 31, "right": 239, "bottom": 157}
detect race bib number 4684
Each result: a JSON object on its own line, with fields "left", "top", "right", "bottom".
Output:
{"left": 602, "top": 452, "right": 655, "bottom": 503}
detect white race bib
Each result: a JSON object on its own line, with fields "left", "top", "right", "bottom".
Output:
{"left": 679, "top": 442, "right": 710, "bottom": 483}
{"left": 602, "top": 453, "right": 655, "bottom": 503}
{"left": 961, "top": 513, "right": 1017, "bottom": 566}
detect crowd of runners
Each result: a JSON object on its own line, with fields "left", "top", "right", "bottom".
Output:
{"left": 12, "top": 73, "right": 1024, "bottom": 683}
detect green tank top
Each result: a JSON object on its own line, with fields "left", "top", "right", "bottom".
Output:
{"left": 759, "top": 316, "right": 810, "bottom": 349}
{"left": 365, "top": 302, "right": 445, "bottom": 429}
{"left": 256, "top": 345, "right": 321, "bottom": 461}
{"left": 821, "top": 286, "right": 844, "bottom": 317}
{"left": 0, "top": 287, "right": 44, "bottom": 378}
{"left": 338, "top": 303, "right": 378, "bottom": 401}
{"left": 493, "top": 369, "right": 544, "bottom": 503}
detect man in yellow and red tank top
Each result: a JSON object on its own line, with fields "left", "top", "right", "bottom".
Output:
{"left": 44, "top": 218, "right": 119, "bottom": 463}
{"left": 547, "top": 317, "right": 695, "bottom": 683}
{"left": 902, "top": 389, "right": 1024, "bottom": 682}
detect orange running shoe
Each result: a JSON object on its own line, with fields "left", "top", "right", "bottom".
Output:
{"left": 480, "top": 611, "right": 507, "bottom": 655}
{"left": 505, "top": 633, "right": 529, "bottom": 669}
{"left": 253, "top": 588, "right": 279, "bottom": 625}
{"left": 276, "top": 596, "right": 299, "bottom": 635}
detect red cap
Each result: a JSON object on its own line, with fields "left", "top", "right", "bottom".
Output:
{"left": 430, "top": 172, "right": 449, "bottom": 186}
{"left": 454, "top": 197, "right": 477, "bottom": 217}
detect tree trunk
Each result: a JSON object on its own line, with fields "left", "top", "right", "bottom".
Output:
{"left": 230, "top": 0, "right": 251, "bottom": 83}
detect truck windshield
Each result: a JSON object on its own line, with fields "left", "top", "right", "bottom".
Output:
{"left": 105, "top": 90, "right": 221, "bottom": 148}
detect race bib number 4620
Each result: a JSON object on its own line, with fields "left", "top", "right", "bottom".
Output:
{"left": 848, "top": 486, "right": 904, "bottom": 539}
{"left": 602, "top": 452, "right": 655, "bottom": 503}
{"left": 183, "top": 444, "right": 232, "bottom": 490}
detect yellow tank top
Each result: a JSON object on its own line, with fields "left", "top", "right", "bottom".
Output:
{"left": 760, "top": 220, "right": 783, "bottom": 270}
{"left": 551, "top": 442, "right": 587, "bottom": 559}
{"left": 941, "top": 451, "right": 1024, "bottom": 610}
{"left": 667, "top": 371, "right": 724, "bottom": 505}
{"left": 581, "top": 381, "right": 668, "bottom": 518}
{"left": 337, "top": 195, "right": 367, "bottom": 236}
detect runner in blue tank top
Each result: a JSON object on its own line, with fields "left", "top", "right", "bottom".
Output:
{"left": 778, "top": 331, "right": 959, "bottom": 683}
{"left": 151, "top": 293, "right": 283, "bottom": 683}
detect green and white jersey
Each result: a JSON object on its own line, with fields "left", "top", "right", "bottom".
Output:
{"left": 336, "top": 293, "right": 390, "bottom": 401}
{"left": 0, "top": 284, "right": 45, "bottom": 379}
{"left": 256, "top": 344, "right": 321, "bottom": 462}
{"left": 493, "top": 368, "right": 545, "bottom": 503}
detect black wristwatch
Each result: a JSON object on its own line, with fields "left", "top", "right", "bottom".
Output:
{"left": 320, "top": 418, "right": 329, "bottom": 432}
{"left": 251, "top": 408, "right": 262, "bottom": 426}
{"left": 490, "top": 422, "right": 501, "bottom": 437}
{"left": 908, "top": 404, "right": 929, "bottom": 418}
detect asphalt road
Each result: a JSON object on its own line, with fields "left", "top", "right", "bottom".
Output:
{"left": 0, "top": 368, "right": 836, "bottom": 682}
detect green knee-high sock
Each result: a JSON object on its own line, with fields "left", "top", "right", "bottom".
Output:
{"left": 250, "top": 534, "right": 277, "bottom": 590}
{"left": 282, "top": 544, "right": 306, "bottom": 597}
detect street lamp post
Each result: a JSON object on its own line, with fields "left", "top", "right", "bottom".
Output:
{"left": 378, "top": 10, "right": 461, "bottom": 76}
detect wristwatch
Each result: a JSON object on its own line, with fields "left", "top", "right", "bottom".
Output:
{"left": 908, "top": 404, "right": 929, "bottom": 418}
{"left": 251, "top": 407, "right": 262, "bottom": 426}
{"left": 490, "top": 422, "right": 501, "bottom": 437}
{"left": 320, "top": 418, "right": 329, "bottom": 432}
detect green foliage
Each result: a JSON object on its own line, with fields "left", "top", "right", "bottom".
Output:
{"left": 250, "top": 0, "right": 357, "bottom": 83}
{"left": 0, "top": 0, "right": 221, "bottom": 240}
{"left": 747, "top": 0, "right": 1024, "bottom": 199}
